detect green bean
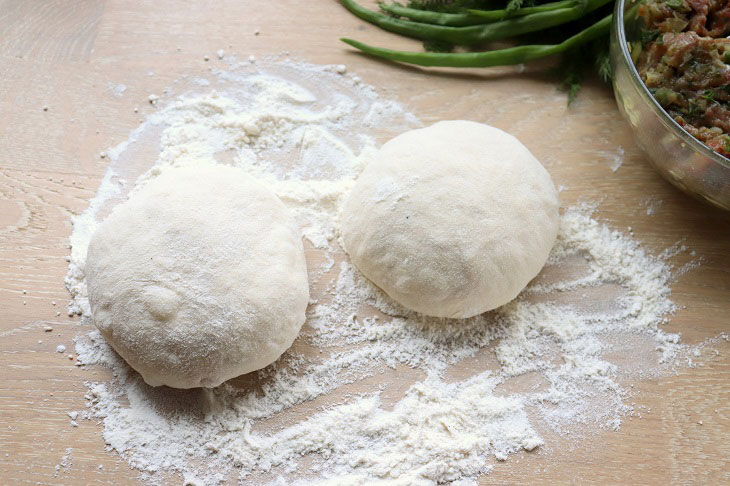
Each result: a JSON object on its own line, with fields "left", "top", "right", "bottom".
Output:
{"left": 378, "top": 2, "right": 494, "bottom": 27}
{"left": 340, "top": 0, "right": 612, "bottom": 46}
{"left": 379, "top": 1, "right": 580, "bottom": 26}
{"left": 340, "top": 13, "right": 612, "bottom": 68}
{"left": 466, "top": 0, "right": 579, "bottom": 22}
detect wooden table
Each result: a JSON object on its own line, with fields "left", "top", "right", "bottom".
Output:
{"left": 1, "top": 1, "right": 729, "bottom": 484}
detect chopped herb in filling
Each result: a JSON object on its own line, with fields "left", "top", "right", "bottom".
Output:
{"left": 636, "top": 0, "right": 730, "bottom": 156}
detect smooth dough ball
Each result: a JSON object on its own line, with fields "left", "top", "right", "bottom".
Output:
{"left": 85, "top": 165, "right": 309, "bottom": 388}
{"left": 341, "top": 120, "right": 559, "bottom": 318}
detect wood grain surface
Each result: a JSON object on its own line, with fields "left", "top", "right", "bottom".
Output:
{"left": 1, "top": 1, "right": 729, "bottom": 484}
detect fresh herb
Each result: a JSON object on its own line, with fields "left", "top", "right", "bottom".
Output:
{"left": 664, "top": 0, "right": 689, "bottom": 11}
{"left": 639, "top": 28, "right": 660, "bottom": 44}
{"left": 702, "top": 89, "right": 716, "bottom": 102}
{"left": 340, "top": 0, "right": 616, "bottom": 102}
{"left": 595, "top": 44, "right": 611, "bottom": 82}
{"left": 557, "top": 52, "right": 585, "bottom": 104}
{"left": 553, "top": 32, "right": 609, "bottom": 104}
{"left": 506, "top": 0, "right": 528, "bottom": 13}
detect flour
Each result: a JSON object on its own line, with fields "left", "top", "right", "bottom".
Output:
{"left": 55, "top": 447, "right": 73, "bottom": 476}
{"left": 66, "top": 58, "right": 698, "bottom": 485}
{"left": 609, "top": 146, "right": 624, "bottom": 172}
{"left": 642, "top": 195, "right": 663, "bottom": 216}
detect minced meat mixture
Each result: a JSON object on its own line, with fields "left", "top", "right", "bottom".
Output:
{"left": 635, "top": 0, "right": 730, "bottom": 156}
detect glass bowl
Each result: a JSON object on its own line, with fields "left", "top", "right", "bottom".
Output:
{"left": 610, "top": 0, "right": 730, "bottom": 210}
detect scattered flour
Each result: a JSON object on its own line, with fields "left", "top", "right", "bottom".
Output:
{"left": 65, "top": 58, "right": 698, "bottom": 485}
{"left": 107, "top": 83, "right": 127, "bottom": 97}
{"left": 55, "top": 447, "right": 73, "bottom": 476}
{"left": 642, "top": 195, "right": 663, "bottom": 216}
{"left": 610, "top": 146, "right": 624, "bottom": 172}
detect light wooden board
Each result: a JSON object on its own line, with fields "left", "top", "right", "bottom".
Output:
{"left": 1, "top": 1, "right": 729, "bottom": 484}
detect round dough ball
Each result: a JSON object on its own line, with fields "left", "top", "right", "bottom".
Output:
{"left": 341, "top": 121, "right": 559, "bottom": 318}
{"left": 85, "top": 165, "right": 309, "bottom": 388}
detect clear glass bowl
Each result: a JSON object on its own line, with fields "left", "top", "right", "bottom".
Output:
{"left": 610, "top": 0, "right": 730, "bottom": 210}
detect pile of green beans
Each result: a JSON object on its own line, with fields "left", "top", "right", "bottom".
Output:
{"left": 339, "top": 0, "right": 613, "bottom": 70}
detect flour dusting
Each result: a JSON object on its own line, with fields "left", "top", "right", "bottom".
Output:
{"left": 65, "top": 58, "right": 697, "bottom": 485}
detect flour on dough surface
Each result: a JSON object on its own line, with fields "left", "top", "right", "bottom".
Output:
{"left": 85, "top": 165, "right": 309, "bottom": 389}
{"left": 342, "top": 120, "right": 559, "bottom": 318}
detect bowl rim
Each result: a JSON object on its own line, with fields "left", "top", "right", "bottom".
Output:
{"left": 613, "top": 0, "right": 730, "bottom": 170}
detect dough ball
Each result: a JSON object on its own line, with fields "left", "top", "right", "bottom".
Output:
{"left": 85, "top": 165, "right": 309, "bottom": 388}
{"left": 341, "top": 121, "right": 559, "bottom": 318}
